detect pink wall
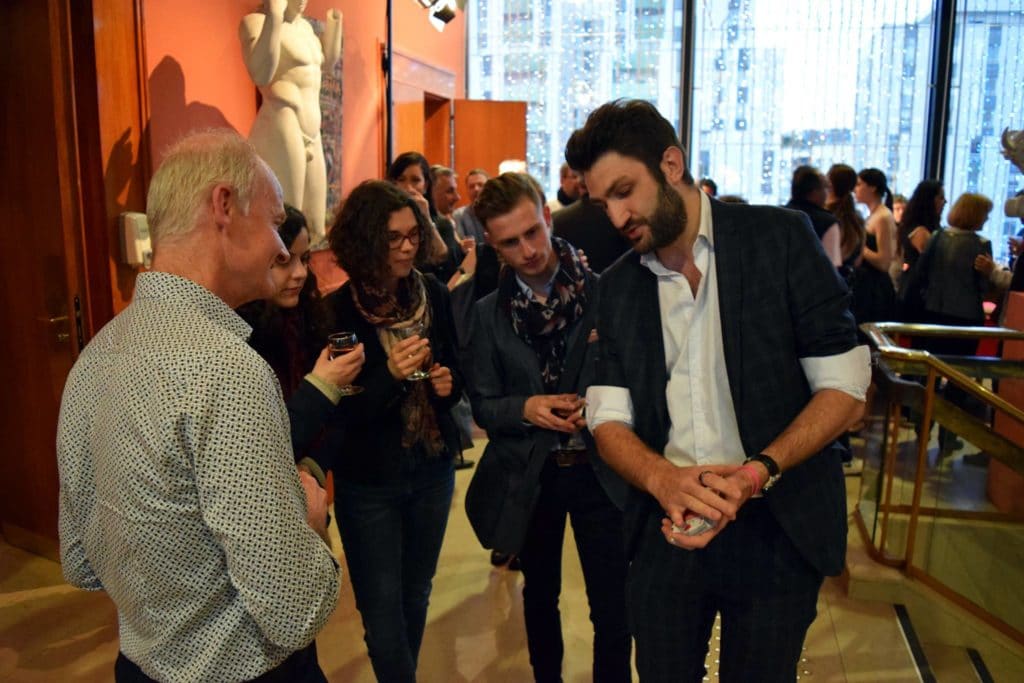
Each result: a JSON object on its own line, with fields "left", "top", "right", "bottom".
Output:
{"left": 143, "top": 0, "right": 467, "bottom": 194}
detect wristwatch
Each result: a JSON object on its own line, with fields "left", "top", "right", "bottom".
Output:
{"left": 744, "top": 453, "right": 781, "bottom": 491}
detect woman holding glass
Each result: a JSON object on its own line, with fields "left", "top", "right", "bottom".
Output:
{"left": 314, "top": 180, "right": 463, "bottom": 682}
{"left": 237, "top": 204, "right": 365, "bottom": 458}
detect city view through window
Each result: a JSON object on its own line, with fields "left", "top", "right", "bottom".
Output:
{"left": 468, "top": 0, "right": 1023, "bottom": 261}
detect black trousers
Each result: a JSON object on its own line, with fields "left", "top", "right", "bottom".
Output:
{"left": 628, "top": 499, "right": 824, "bottom": 683}
{"left": 114, "top": 642, "right": 327, "bottom": 682}
{"left": 518, "top": 458, "right": 631, "bottom": 683}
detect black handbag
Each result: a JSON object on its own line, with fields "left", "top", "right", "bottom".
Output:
{"left": 464, "top": 439, "right": 547, "bottom": 554}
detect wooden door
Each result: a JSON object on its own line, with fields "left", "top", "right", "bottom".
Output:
{"left": 0, "top": 0, "right": 98, "bottom": 556}
{"left": 423, "top": 94, "right": 451, "bottom": 168}
{"left": 453, "top": 99, "right": 527, "bottom": 196}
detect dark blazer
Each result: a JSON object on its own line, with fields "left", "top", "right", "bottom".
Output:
{"left": 553, "top": 199, "right": 631, "bottom": 274}
{"left": 595, "top": 199, "right": 859, "bottom": 577}
{"left": 310, "top": 275, "right": 464, "bottom": 485}
{"left": 465, "top": 272, "right": 628, "bottom": 552}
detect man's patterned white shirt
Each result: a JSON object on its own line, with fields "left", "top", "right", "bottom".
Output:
{"left": 57, "top": 272, "right": 339, "bottom": 682}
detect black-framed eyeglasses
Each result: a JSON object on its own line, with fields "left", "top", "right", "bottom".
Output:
{"left": 388, "top": 230, "right": 422, "bottom": 250}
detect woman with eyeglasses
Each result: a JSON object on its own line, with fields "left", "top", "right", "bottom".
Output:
{"left": 310, "top": 180, "right": 463, "bottom": 682}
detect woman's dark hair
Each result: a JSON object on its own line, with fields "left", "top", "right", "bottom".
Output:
{"left": 858, "top": 167, "right": 894, "bottom": 211}
{"left": 387, "top": 151, "right": 437, "bottom": 217}
{"left": 329, "top": 180, "right": 431, "bottom": 287}
{"left": 826, "top": 164, "right": 866, "bottom": 261}
{"left": 564, "top": 98, "right": 694, "bottom": 185}
{"left": 899, "top": 180, "right": 944, "bottom": 251}
{"left": 236, "top": 204, "right": 328, "bottom": 399}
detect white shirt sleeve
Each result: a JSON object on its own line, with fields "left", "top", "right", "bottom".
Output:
{"left": 585, "top": 385, "right": 634, "bottom": 431}
{"left": 800, "top": 344, "right": 872, "bottom": 402}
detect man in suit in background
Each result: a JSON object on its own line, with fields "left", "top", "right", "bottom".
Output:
{"left": 465, "top": 172, "right": 630, "bottom": 683}
{"left": 453, "top": 167, "right": 489, "bottom": 242}
{"left": 565, "top": 99, "right": 870, "bottom": 682}
{"left": 785, "top": 165, "right": 843, "bottom": 268}
{"left": 553, "top": 172, "right": 631, "bottom": 274}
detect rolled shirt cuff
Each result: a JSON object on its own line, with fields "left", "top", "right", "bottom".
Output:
{"left": 800, "top": 344, "right": 872, "bottom": 402}
{"left": 585, "top": 385, "right": 634, "bottom": 432}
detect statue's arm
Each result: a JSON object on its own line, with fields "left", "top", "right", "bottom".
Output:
{"left": 322, "top": 9, "right": 343, "bottom": 71}
{"left": 239, "top": 0, "right": 287, "bottom": 87}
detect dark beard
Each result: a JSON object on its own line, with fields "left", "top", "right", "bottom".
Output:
{"left": 630, "top": 182, "right": 687, "bottom": 253}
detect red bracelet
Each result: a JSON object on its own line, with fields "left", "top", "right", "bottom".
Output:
{"left": 738, "top": 464, "right": 763, "bottom": 497}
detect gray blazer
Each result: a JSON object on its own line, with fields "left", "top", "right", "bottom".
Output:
{"left": 464, "top": 272, "right": 628, "bottom": 553}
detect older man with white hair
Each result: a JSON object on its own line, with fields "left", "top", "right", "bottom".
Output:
{"left": 57, "top": 130, "right": 339, "bottom": 682}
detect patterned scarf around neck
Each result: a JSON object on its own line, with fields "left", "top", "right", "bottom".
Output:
{"left": 498, "top": 236, "right": 588, "bottom": 393}
{"left": 351, "top": 270, "right": 444, "bottom": 456}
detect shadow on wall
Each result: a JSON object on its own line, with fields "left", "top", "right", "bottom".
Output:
{"left": 147, "top": 55, "right": 235, "bottom": 166}
{"left": 104, "top": 56, "right": 237, "bottom": 306}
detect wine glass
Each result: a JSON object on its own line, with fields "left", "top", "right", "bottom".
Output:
{"left": 394, "top": 321, "right": 432, "bottom": 381}
{"left": 327, "top": 331, "right": 364, "bottom": 396}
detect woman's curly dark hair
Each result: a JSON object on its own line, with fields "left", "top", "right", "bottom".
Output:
{"left": 329, "top": 180, "right": 431, "bottom": 287}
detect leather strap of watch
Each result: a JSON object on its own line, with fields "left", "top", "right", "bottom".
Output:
{"left": 744, "top": 453, "right": 781, "bottom": 490}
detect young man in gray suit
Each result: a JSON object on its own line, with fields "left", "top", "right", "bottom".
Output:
{"left": 464, "top": 172, "right": 630, "bottom": 683}
{"left": 565, "top": 100, "right": 871, "bottom": 682}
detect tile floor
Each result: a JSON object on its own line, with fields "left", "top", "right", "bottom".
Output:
{"left": 0, "top": 440, "right": 970, "bottom": 682}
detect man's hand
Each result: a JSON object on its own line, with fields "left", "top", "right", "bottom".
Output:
{"left": 310, "top": 343, "right": 365, "bottom": 389}
{"left": 298, "top": 469, "right": 329, "bottom": 540}
{"left": 644, "top": 459, "right": 743, "bottom": 533}
{"left": 523, "top": 394, "right": 584, "bottom": 433}
{"left": 428, "top": 363, "right": 453, "bottom": 397}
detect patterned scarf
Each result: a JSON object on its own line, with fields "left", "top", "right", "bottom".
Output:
{"left": 351, "top": 270, "right": 444, "bottom": 456}
{"left": 498, "top": 236, "right": 588, "bottom": 393}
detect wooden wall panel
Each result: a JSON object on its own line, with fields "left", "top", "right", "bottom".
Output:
{"left": 453, "top": 100, "right": 527, "bottom": 184}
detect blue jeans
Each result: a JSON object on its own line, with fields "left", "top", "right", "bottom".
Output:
{"left": 334, "top": 456, "right": 454, "bottom": 683}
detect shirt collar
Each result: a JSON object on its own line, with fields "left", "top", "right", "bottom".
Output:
{"left": 134, "top": 271, "right": 252, "bottom": 340}
{"left": 515, "top": 267, "right": 559, "bottom": 299}
{"left": 641, "top": 188, "right": 714, "bottom": 275}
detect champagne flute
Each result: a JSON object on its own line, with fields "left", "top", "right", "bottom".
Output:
{"left": 394, "top": 321, "right": 432, "bottom": 381}
{"left": 327, "top": 331, "right": 364, "bottom": 396}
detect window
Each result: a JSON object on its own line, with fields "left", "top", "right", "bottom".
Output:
{"left": 690, "top": 1, "right": 935, "bottom": 206}
{"left": 468, "top": 1, "right": 684, "bottom": 194}
{"left": 943, "top": 3, "right": 1024, "bottom": 260}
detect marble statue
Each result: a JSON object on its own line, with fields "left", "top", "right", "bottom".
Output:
{"left": 240, "top": 0, "right": 342, "bottom": 244}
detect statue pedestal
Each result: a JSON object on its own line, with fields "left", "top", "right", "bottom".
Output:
{"left": 989, "top": 292, "right": 1024, "bottom": 516}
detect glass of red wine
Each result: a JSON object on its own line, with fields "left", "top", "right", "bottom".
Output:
{"left": 327, "top": 331, "right": 364, "bottom": 396}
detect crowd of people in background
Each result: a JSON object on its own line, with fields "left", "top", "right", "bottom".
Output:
{"left": 56, "top": 96, "right": 1023, "bottom": 683}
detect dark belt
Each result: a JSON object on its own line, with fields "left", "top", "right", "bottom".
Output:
{"left": 549, "top": 448, "right": 589, "bottom": 467}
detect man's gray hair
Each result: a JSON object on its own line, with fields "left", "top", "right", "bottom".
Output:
{"left": 430, "top": 164, "right": 456, "bottom": 182}
{"left": 146, "top": 129, "right": 274, "bottom": 243}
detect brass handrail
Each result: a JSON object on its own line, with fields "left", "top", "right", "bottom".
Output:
{"left": 861, "top": 322, "right": 1024, "bottom": 426}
